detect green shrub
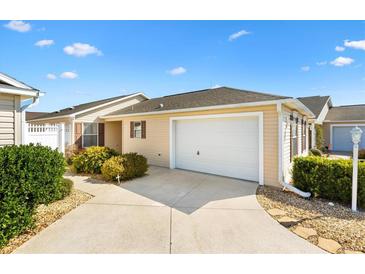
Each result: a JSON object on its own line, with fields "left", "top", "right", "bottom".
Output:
{"left": 101, "top": 153, "right": 148, "bottom": 182}
{"left": 315, "top": 124, "right": 324, "bottom": 150}
{"left": 101, "top": 156, "right": 125, "bottom": 181}
{"left": 72, "top": 146, "right": 118, "bottom": 174}
{"left": 120, "top": 153, "right": 148, "bottom": 180}
{"left": 359, "top": 149, "right": 365, "bottom": 160}
{"left": 0, "top": 144, "right": 67, "bottom": 247}
{"left": 309, "top": 148, "right": 323, "bottom": 157}
{"left": 292, "top": 156, "right": 365, "bottom": 208}
{"left": 57, "top": 178, "right": 73, "bottom": 199}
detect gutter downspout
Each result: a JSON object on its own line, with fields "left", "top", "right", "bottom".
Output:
{"left": 20, "top": 93, "right": 41, "bottom": 144}
{"left": 277, "top": 102, "right": 311, "bottom": 198}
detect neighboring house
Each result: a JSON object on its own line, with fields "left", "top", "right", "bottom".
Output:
{"left": 299, "top": 95, "right": 365, "bottom": 152}
{"left": 323, "top": 104, "right": 365, "bottom": 151}
{"left": 0, "top": 72, "right": 43, "bottom": 147}
{"left": 26, "top": 111, "right": 49, "bottom": 121}
{"left": 31, "top": 87, "right": 315, "bottom": 187}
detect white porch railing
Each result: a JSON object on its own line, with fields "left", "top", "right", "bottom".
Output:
{"left": 24, "top": 123, "right": 65, "bottom": 154}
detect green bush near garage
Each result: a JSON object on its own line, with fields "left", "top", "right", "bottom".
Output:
{"left": 292, "top": 156, "right": 365, "bottom": 208}
{"left": 72, "top": 146, "right": 119, "bottom": 174}
{"left": 0, "top": 144, "right": 68, "bottom": 247}
{"left": 101, "top": 153, "right": 148, "bottom": 182}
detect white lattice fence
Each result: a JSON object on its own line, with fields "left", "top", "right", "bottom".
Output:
{"left": 24, "top": 123, "right": 65, "bottom": 153}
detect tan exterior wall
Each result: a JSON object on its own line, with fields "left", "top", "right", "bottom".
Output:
{"left": 0, "top": 94, "right": 16, "bottom": 146}
{"left": 118, "top": 105, "right": 280, "bottom": 187}
{"left": 105, "top": 121, "right": 123, "bottom": 153}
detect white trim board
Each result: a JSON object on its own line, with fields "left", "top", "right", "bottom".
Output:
{"left": 169, "top": 112, "right": 264, "bottom": 185}
{"left": 329, "top": 123, "right": 365, "bottom": 148}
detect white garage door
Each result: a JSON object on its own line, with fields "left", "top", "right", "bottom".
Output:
{"left": 174, "top": 115, "right": 259, "bottom": 182}
{"left": 332, "top": 125, "right": 365, "bottom": 151}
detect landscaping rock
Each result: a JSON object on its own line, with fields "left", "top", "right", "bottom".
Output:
{"left": 267, "top": 208, "right": 286, "bottom": 216}
{"left": 344, "top": 250, "right": 364, "bottom": 254}
{"left": 293, "top": 226, "right": 317, "bottom": 239}
{"left": 318, "top": 237, "right": 341, "bottom": 253}
{"left": 277, "top": 216, "right": 299, "bottom": 227}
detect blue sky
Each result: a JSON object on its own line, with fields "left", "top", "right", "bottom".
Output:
{"left": 0, "top": 20, "right": 364, "bottom": 112}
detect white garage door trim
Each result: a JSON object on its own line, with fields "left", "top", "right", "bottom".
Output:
{"left": 169, "top": 112, "right": 264, "bottom": 185}
{"left": 330, "top": 123, "right": 365, "bottom": 151}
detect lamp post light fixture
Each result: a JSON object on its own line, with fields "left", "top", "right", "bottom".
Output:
{"left": 351, "top": 126, "right": 363, "bottom": 212}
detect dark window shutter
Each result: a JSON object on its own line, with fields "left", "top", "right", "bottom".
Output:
{"left": 141, "top": 121, "right": 146, "bottom": 139}
{"left": 75, "top": 122, "right": 82, "bottom": 149}
{"left": 130, "top": 121, "right": 134, "bottom": 138}
{"left": 98, "top": 123, "right": 105, "bottom": 146}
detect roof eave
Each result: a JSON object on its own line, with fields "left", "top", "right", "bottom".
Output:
{"left": 102, "top": 98, "right": 293, "bottom": 120}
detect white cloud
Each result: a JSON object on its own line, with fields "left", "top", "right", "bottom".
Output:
{"left": 35, "top": 39, "right": 55, "bottom": 47}
{"left": 330, "top": 56, "right": 354, "bottom": 67}
{"left": 228, "top": 30, "right": 251, "bottom": 41}
{"left": 46, "top": 73, "right": 57, "bottom": 80}
{"left": 4, "top": 20, "right": 31, "bottom": 32}
{"left": 64, "top": 43, "right": 102, "bottom": 57}
{"left": 60, "top": 72, "right": 78, "bottom": 79}
{"left": 344, "top": 39, "right": 365, "bottom": 51}
{"left": 167, "top": 66, "right": 187, "bottom": 76}
{"left": 301, "top": 66, "right": 310, "bottom": 72}
{"left": 335, "top": 46, "right": 345, "bottom": 52}
{"left": 316, "top": 61, "right": 327, "bottom": 66}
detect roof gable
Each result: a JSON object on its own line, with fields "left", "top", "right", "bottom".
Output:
{"left": 297, "top": 95, "right": 331, "bottom": 118}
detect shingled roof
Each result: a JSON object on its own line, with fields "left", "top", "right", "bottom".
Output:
{"left": 325, "top": 104, "right": 365, "bottom": 121}
{"left": 26, "top": 112, "right": 49, "bottom": 121}
{"left": 106, "top": 87, "right": 290, "bottom": 116}
{"left": 297, "top": 95, "right": 331, "bottom": 118}
{"left": 30, "top": 93, "right": 138, "bottom": 120}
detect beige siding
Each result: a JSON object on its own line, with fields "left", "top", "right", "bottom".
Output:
{"left": 105, "top": 121, "right": 123, "bottom": 152}
{"left": 76, "top": 96, "right": 145, "bottom": 122}
{"left": 119, "top": 105, "right": 280, "bottom": 187}
{"left": 0, "top": 94, "right": 15, "bottom": 146}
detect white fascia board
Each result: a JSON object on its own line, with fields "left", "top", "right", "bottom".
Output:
{"left": 323, "top": 120, "right": 365, "bottom": 123}
{"left": 102, "top": 99, "right": 291, "bottom": 120}
{"left": 0, "top": 86, "right": 41, "bottom": 98}
{"left": 284, "top": 98, "right": 316, "bottom": 118}
{"left": 0, "top": 73, "right": 34, "bottom": 89}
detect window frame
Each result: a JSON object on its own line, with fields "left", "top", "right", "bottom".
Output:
{"left": 290, "top": 116, "right": 299, "bottom": 162}
{"left": 82, "top": 122, "right": 99, "bottom": 148}
{"left": 132, "top": 121, "right": 143, "bottom": 139}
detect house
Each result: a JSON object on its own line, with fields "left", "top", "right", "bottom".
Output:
{"left": 323, "top": 104, "right": 365, "bottom": 151}
{"left": 29, "top": 87, "right": 315, "bottom": 187}
{"left": 0, "top": 73, "right": 43, "bottom": 147}
{"left": 299, "top": 95, "right": 365, "bottom": 152}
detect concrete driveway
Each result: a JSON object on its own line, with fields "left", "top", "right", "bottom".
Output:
{"left": 15, "top": 167, "right": 323, "bottom": 253}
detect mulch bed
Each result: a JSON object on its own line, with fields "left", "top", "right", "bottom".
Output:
{"left": 256, "top": 186, "right": 365, "bottom": 254}
{"left": 0, "top": 188, "right": 92, "bottom": 254}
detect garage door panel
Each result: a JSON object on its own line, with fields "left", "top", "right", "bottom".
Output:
{"left": 333, "top": 126, "right": 365, "bottom": 151}
{"left": 175, "top": 116, "right": 259, "bottom": 181}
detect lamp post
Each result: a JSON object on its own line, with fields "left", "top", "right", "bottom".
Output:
{"left": 351, "top": 126, "right": 363, "bottom": 212}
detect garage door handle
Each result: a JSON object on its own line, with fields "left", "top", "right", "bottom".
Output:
{"left": 197, "top": 150, "right": 200, "bottom": 155}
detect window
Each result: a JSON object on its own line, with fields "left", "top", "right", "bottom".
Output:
{"left": 302, "top": 121, "right": 306, "bottom": 153}
{"left": 290, "top": 117, "right": 298, "bottom": 162}
{"left": 83, "top": 122, "right": 98, "bottom": 147}
{"left": 133, "top": 121, "right": 142, "bottom": 138}
{"left": 130, "top": 121, "right": 146, "bottom": 139}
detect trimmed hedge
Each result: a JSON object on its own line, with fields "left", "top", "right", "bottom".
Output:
{"left": 0, "top": 144, "right": 67, "bottom": 247}
{"left": 101, "top": 153, "right": 148, "bottom": 182}
{"left": 72, "top": 146, "right": 119, "bottom": 174}
{"left": 292, "top": 156, "right": 365, "bottom": 208}
{"left": 309, "top": 148, "right": 323, "bottom": 157}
